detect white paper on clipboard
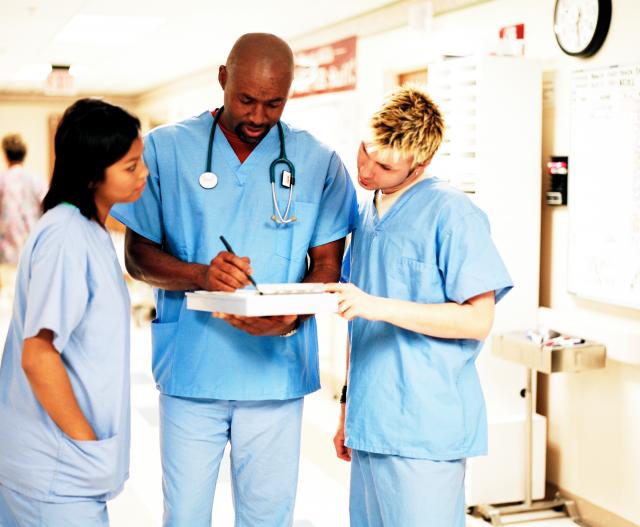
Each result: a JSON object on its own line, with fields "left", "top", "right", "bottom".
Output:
{"left": 185, "top": 283, "right": 338, "bottom": 316}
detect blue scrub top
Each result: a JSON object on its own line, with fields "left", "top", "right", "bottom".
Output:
{"left": 111, "top": 111, "right": 356, "bottom": 400}
{"left": 343, "top": 178, "right": 513, "bottom": 460}
{"left": 0, "top": 204, "right": 131, "bottom": 502}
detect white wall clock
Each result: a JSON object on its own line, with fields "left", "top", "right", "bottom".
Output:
{"left": 553, "top": 0, "right": 612, "bottom": 57}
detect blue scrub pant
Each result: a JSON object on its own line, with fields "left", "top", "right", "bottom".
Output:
{"left": 0, "top": 484, "right": 108, "bottom": 527}
{"left": 349, "top": 450, "right": 466, "bottom": 527}
{"left": 160, "top": 394, "right": 304, "bottom": 527}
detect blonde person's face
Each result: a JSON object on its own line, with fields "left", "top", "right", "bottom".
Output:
{"left": 356, "top": 141, "right": 420, "bottom": 194}
{"left": 95, "top": 136, "right": 148, "bottom": 206}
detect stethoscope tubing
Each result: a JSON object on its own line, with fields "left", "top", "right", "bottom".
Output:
{"left": 205, "top": 107, "right": 296, "bottom": 224}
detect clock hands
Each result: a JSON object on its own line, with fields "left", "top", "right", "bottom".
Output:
{"left": 554, "top": 0, "right": 611, "bottom": 57}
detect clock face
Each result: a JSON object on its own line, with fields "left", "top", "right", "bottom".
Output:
{"left": 554, "top": 0, "right": 611, "bottom": 57}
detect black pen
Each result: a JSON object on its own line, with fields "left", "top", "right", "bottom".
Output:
{"left": 219, "top": 235, "right": 263, "bottom": 295}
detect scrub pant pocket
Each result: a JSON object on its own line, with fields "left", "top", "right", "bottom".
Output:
{"left": 0, "top": 483, "right": 108, "bottom": 527}
{"left": 349, "top": 450, "right": 466, "bottom": 527}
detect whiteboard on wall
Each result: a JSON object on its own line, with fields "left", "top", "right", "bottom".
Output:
{"left": 568, "top": 63, "right": 640, "bottom": 309}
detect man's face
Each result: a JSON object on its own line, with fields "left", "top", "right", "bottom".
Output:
{"left": 357, "top": 141, "right": 422, "bottom": 193}
{"left": 219, "top": 63, "right": 292, "bottom": 144}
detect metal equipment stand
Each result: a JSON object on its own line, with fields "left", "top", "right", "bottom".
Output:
{"left": 475, "top": 369, "right": 580, "bottom": 525}
{"left": 474, "top": 332, "right": 606, "bottom": 525}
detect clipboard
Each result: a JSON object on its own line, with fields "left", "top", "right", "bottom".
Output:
{"left": 185, "top": 283, "right": 339, "bottom": 316}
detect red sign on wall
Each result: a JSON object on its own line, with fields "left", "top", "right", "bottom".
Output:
{"left": 291, "top": 36, "right": 357, "bottom": 98}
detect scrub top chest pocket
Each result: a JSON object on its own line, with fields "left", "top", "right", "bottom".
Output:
{"left": 380, "top": 237, "right": 446, "bottom": 304}
{"left": 275, "top": 201, "right": 319, "bottom": 261}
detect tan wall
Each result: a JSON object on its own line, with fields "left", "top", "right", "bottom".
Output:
{"left": 0, "top": 97, "right": 71, "bottom": 182}
{"left": 134, "top": 68, "right": 222, "bottom": 131}
{"left": 0, "top": 94, "right": 138, "bottom": 181}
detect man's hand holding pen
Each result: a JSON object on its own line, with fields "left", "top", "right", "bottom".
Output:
{"left": 209, "top": 236, "right": 299, "bottom": 336}
{"left": 201, "top": 250, "right": 254, "bottom": 292}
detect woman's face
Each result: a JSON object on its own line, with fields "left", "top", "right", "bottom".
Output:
{"left": 95, "top": 136, "right": 148, "bottom": 208}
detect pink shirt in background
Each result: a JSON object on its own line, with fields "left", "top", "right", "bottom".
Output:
{"left": 0, "top": 165, "right": 46, "bottom": 265}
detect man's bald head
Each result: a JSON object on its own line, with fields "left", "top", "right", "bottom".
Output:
{"left": 218, "top": 33, "right": 295, "bottom": 144}
{"left": 226, "top": 33, "right": 294, "bottom": 83}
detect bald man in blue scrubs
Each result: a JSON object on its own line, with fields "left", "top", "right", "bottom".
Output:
{"left": 111, "top": 33, "right": 356, "bottom": 526}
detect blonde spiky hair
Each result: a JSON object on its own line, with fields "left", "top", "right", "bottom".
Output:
{"left": 370, "top": 85, "right": 445, "bottom": 166}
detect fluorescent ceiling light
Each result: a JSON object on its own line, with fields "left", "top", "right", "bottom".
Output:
{"left": 55, "top": 14, "right": 165, "bottom": 46}
{"left": 13, "top": 63, "right": 52, "bottom": 81}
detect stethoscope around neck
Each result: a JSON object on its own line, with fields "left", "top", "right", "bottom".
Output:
{"left": 199, "top": 106, "right": 297, "bottom": 224}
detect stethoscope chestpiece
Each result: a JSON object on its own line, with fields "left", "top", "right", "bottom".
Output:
{"left": 199, "top": 171, "right": 218, "bottom": 189}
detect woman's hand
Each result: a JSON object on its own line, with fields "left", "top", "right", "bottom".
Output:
{"left": 325, "top": 283, "right": 382, "bottom": 321}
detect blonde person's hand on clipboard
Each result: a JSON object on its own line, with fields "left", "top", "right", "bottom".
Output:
{"left": 325, "top": 282, "right": 380, "bottom": 321}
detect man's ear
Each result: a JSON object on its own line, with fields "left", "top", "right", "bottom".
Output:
{"left": 218, "top": 65, "right": 227, "bottom": 90}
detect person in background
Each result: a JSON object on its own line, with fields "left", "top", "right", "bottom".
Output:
{"left": 327, "top": 85, "right": 513, "bottom": 527}
{"left": 0, "top": 134, "right": 46, "bottom": 297}
{"left": 0, "top": 98, "right": 148, "bottom": 526}
{"left": 111, "top": 33, "right": 356, "bottom": 526}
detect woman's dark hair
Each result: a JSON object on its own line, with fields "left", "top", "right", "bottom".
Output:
{"left": 42, "top": 98, "right": 140, "bottom": 220}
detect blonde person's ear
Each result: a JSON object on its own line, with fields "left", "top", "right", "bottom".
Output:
{"left": 414, "top": 157, "right": 434, "bottom": 177}
{"left": 412, "top": 164, "right": 426, "bottom": 178}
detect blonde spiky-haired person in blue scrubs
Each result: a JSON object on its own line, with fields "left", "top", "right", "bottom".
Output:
{"left": 327, "top": 86, "right": 513, "bottom": 527}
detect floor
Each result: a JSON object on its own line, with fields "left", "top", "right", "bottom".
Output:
{"left": 0, "top": 290, "right": 586, "bottom": 527}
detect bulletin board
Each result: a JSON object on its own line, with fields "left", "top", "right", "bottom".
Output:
{"left": 567, "top": 63, "right": 640, "bottom": 309}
